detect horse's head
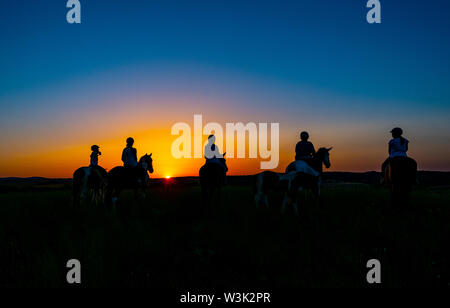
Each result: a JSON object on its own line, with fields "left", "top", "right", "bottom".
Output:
{"left": 139, "top": 153, "right": 154, "bottom": 174}
{"left": 315, "top": 147, "right": 332, "bottom": 169}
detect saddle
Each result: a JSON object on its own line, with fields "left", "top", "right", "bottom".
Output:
{"left": 387, "top": 156, "right": 417, "bottom": 184}
{"left": 87, "top": 166, "right": 107, "bottom": 187}
{"left": 121, "top": 166, "right": 146, "bottom": 185}
{"left": 285, "top": 160, "right": 319, "bottom": 177}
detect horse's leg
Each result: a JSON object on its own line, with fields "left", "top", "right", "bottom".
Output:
{"left": 111, "top": 188, "right": 120, "bottom": 214}
{"left": 281, "top": 193, "right": 289, "bottom": 214}
{"left": 100, "top": 186, "right": 106, "bottom": 205}
{"left": 201, "top": 186, "right": 206, "bottom": 212}
{"left": 208, "top": 186, "right": 215, "bottom": 216}
{"left": 141, "top": 186, "right": 147, "bottom": 200}
{"left": 91, "top": 188, "right": 97, "bottom": 205}
{"left": 105, "top": 186, "right": 113, "bottom": 211}
{"left": 217, "top": 186, "right": 222, "bottom": 214}
{"left": 291, "top": 187, "right": 299, "bottom": 216}
{"left": 263, "top": 194, "right": 269, "bottom": 209}
{"left": 254, "top": 193, "right": 261, "bottom": 207}
{"left": 254, "top": 174, "right": 264, "bottom": 208}
{"left": 293, "top": 202, "right": 299, "bottom": 216}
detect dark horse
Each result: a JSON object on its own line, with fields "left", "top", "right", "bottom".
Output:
{"left": 199, "top": 154, "right": 228, "bottom": 212}
{"left": 254, "top": 147, "right": 332, "bottom": 215}
{"left": 73, "top": 166, "right": 108, "bottom": 206}
{"left": 384, "top": 156, "right": 417, "bottom": 209}
{"left": 106, "top": 153, "right": 154, "bottom": 207}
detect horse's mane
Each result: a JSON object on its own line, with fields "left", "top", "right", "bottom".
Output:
{"left": 316, "top": 147, "right": 328, "bottom": 154}
{"left": 314, "top": 147, "right": 331, "bottom": 161}
{"left": 138, "top": 154, "right": 152, "bottom": 163}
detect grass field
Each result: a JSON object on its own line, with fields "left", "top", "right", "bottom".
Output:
{"left": 0, "top": 178, "right": 449, "bottom": 288}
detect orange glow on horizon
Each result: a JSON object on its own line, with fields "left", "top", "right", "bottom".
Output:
{"left": 1, "top": 111, "right": 449, "bottom": 178}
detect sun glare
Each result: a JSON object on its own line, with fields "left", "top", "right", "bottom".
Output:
{"left": 165, "top": 176, "right": 171, "bottom": 179}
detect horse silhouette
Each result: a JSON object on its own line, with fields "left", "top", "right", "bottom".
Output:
{"left": 199, "top": 153, "right": 228, "bottom": 213}
{"left": 384, "top": 156, "right": 417, "bottom": 209}
{"left": 72, "top": 166, "right": 108, "bottom": 206}
{"left": 254, "top": 147, "right": 332, "bottom": 215}
{"left": 105, "top": 153, "right": 154, "bottom": 207}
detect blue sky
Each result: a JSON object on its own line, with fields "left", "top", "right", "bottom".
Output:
{"left": 1, "top": 0, "right": 449, "bottom": 103}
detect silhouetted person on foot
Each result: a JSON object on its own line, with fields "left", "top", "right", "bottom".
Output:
{"left": 295, "top": 131, "right": 316, "bottom": 166}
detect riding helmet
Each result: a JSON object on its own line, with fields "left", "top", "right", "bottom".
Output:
{"left": 126, "top": 137, "right": 134, "bottom": 145}
{"left": 300, "top": 131, "right": 309, "bottom": 140}
{"left": 390, "top": 127, "right": 403, "bottom": 135}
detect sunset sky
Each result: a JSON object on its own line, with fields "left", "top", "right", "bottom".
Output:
{"left": 1, "top": 0, "right": 450, "bottom": 178}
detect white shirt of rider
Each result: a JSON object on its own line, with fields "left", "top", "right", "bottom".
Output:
{"left": 204, "top": 143, "right": 222, "bottom": 160}
{"left": 389, "top": 137, "right": 408, "bottom": 158}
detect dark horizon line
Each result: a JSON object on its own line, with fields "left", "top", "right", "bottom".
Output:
{"left": 2, "top": 170, "right": 450, "bottom": 181}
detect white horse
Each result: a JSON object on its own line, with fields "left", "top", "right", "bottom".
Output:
{"left": 254, "top": 147, "right": 332, "bottom": 215}
{"left": 73, "top": 166, "right": 108, "bottom": 205}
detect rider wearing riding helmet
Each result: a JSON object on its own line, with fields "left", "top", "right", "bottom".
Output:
{"left": 89, "top": 144, "right": 106, "bottom": 176}
{"left": 295, "top": 131, "right": 316, "bottom": 162}
{"left": 90, "top": 145, "right": 101, "bottom": 167}
{"left": 381, "top": 127, "right": 409, "bottom": 177}
{"left": 122, "top": 137, "right": 138, "bottom": 168}
{"left": 204, "top": 134, "right": 228, "bottom": 183}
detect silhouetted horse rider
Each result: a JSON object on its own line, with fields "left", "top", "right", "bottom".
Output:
{"left": 295, "top": 131, "right": 316, "bottom": 167}
{"left": 200, "top": 135, "right": 228, "bottom": 210}
{"left": 204, "top": 134, "right": 228, "bottom": 183}
{"left": 90, "top": 144, "right": 107, "bottom": 175}
{"left": 122, "top": 137, "right": 138, "bottom": 167}
{"left": 88, "top": 144, "right": 107, "bottom": 181}
{"left": 72, "top": 144, "right": 107, "bottom": 205}
{"left": 381, "top": 127, "right": 417, "bottom": 207}
{"left": 381, "top": 127, "right": 415, "bottom": 179}
{"left": 121, "top": 137, "right": 140, "bottom": 181}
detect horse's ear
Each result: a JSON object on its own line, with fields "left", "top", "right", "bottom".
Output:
{"left": 223, "top": 152, "right": 226, "bottom": 157}
{"left": 327, "top": 147, "right": 333, "bottom": 151}
{"left": 149, "top": 153, "right": 152, "bottom": 157}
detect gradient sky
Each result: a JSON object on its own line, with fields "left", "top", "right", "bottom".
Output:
{"left": 1, "top": 0, "right": 449, "bottom": 178}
